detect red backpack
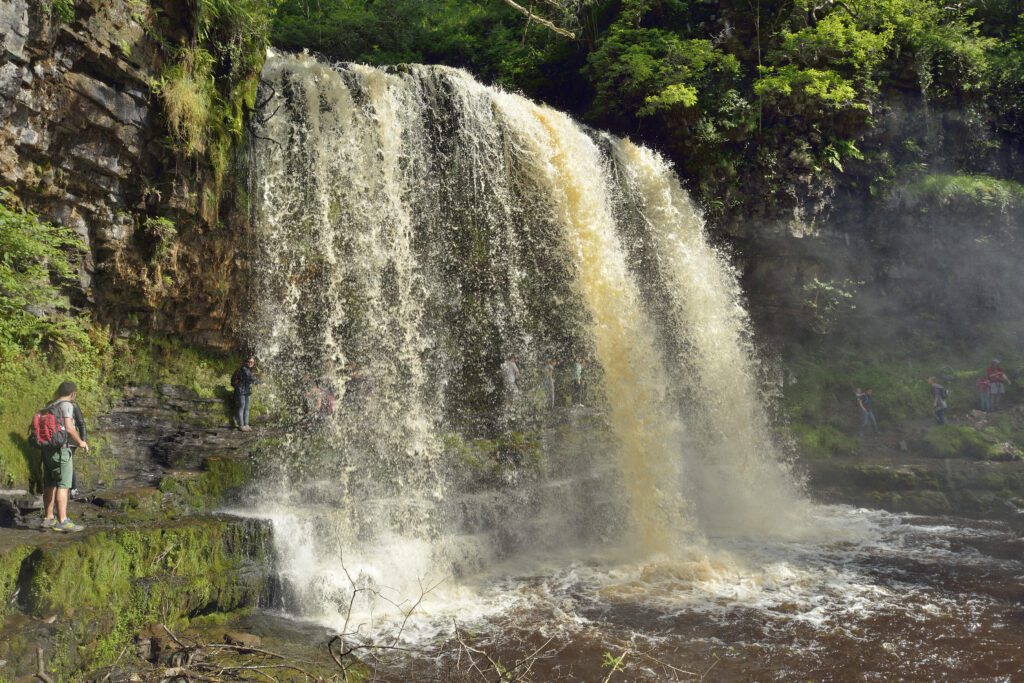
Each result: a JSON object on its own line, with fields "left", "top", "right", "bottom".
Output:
{"left": 28, "top": 401, "right": 69, "bottom": 448}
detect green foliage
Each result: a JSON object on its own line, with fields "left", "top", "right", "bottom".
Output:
{"left": 143, "top": 215, "right": 178, "bottom": 264}
{"left": 47, "top": 0, "right": 75, "bottom": 23}
{"left": 158, "top": 455, "right": 251, "bottom": 510}
{"left": 0, "top": 544, "right": 32, "bottom": 620}
{"left": 802, "top": 277, "right": 863, "bottom": 333}
{"left": 104, "top": 333, "right": 235, "bottom": 399}
{"left": 754, "top": 66, "right": 863, "bottom": 110}
{"left": 156, "top": 0, "right": 279, "bottom": 191}
{"left": 775, "top": 12, "right": 893, "bottom": 78}
{"left": 0, "top": 189, "right": 87, "bottom": 360}
{"left": 586, "top": 28, "right": 739, "bottom": 121}
{"left": 789, "top": 423, "right": 859, "bottom": 457}
{"left": 988, "top": 17, "right": 1024, "bottom": 135}
{"left": 158, "top": 48, "right": 216, "bottom": 156}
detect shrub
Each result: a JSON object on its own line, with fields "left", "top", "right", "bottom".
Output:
{"left": 0, "top": 188, "right": 86, "bottom": 361}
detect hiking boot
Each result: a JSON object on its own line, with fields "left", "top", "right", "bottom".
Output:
{"left": 53, "top": 518, "right": 84, "bottom": 532}
{"left": 240, "top": 425, "right": 252, "bottom": 432}
{"left": 40, "top": 517, "right": 56, "bottom": 529}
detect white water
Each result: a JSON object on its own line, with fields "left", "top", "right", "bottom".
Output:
{"left": 246, "top": 53, "right": 812, "bottom": 640}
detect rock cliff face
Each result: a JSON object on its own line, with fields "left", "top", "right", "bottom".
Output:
{"left": 0, "top": 0, "right": 246, "bottom": 348}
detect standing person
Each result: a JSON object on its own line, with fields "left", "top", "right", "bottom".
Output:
{"left": 977, "top": 376, "right": 992, "bottom": 413}
{"left": 986, "top": 360, "right": 1010, "bottom": 411}
{"left": 231, "top": 355, "right": 261, "bottom": 432}
{"left": 856, "top": 388, "right": 879, "bottom": 435}
{"left": 500, "top": 355, "right": 520, "bottom": 397}
{"left": 41, "top": 381, "right": 88, "bottom": 532}
{"left": 571, "top": 358, "right": 586, "bottom": 407}
{"left": 543, "top": 359, "right": 557, "bottom": 410}
{"left": 928, "top": 377, "right": 948, "bottom": 425}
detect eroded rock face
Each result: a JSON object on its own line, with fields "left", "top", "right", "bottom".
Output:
{"left": 0, "top": 0, "right": 245, "bottom": 348}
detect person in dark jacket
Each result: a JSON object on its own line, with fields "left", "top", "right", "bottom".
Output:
{"left": 231, "top": 355, "right": 261, "bottom": 431}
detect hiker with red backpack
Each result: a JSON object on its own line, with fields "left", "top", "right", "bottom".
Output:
{"left": 30, "top": 381, "right": 88, "bottom": 532}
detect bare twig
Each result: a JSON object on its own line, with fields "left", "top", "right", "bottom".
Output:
{"left": 100, "top": 644, "right": 131, "bottom": 682}
{"left": 205, "top": 642, "right": 315, "bottom": 664}
{"left": 159, "top": 623, "right": 192, "bottom": 651}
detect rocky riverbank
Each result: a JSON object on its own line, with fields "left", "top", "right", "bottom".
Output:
{"left": 798, "top": 404, "right": 1024, "bottom": 519}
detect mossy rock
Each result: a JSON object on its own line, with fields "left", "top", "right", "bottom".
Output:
{"left": 0, "top": 517, "right": 271, "bottom": 677}
{"left": 920, "top": 425, "right": 992, "bottom": 459}
{"left": 158, "top": 454, "right": 251, "bottom": 511}
{"left": 789, "top": 423, "right": 858, "bottom": 457}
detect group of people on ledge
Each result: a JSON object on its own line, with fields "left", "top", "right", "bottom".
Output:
{"left": 500, "top": 355, "right": 589, "bottom": 412}
{"left": 856, "top": 360, "right": 1013, "bottom": 434}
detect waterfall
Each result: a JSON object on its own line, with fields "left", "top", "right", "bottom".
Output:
{"left": 247, "top": 52, "right": 803, "bottom": 632}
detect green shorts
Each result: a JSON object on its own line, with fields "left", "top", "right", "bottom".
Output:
{"left": 42, "top": 446, "right": 74, "bottom": 489}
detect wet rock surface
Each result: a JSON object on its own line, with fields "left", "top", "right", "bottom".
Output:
{"left": 98, "top": 384, "right": 257, "bottom": 489}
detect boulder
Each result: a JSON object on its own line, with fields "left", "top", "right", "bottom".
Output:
{"left": 224, "top": 631, "right": 262, "bottom": 650}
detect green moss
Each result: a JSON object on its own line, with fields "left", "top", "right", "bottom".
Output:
{"left": 0, "top": 545, "right": 32, "bottom": 621}
{"left": 159, "top": 455, "right": 251, "bottom": 510}
{"left": 24, "top": 519, "right": 269, "bottom": 673}
{"left": 445, "top": 430, "right": 543, "bottom": 485}
{"left": 921, "top": 425, "right": 991, "bottom": 459}
{"left": 899, "top": 172, "right": 1024, "bottom": 212}
{"left": 789, "top": 423, "right": 858, "bottom": 457}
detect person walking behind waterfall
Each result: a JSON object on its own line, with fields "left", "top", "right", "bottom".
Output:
{"left": 543, "top": 359, "right": 557, "bottom": 410}
{"left": 500, "top": 355, "right": 521, "bottom": 409}
{"left": 929, "top": 377, "right": 948, "bottom": 425}
{"left": 986, "top": 360, "right": 1010, "bottom": 411}
{"left": 856, "top": 388, "right": 878, "bottom": 436}
{"left": 40, "top": 381, "right": 88, "bottom": 532}
{"left": 571, "top": 358, "right": 586, "bottom": 407}
{"left": 231, "top": 355, "right": 261, "bottom": 431}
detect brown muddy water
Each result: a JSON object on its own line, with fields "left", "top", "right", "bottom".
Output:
{"left": 255, "top": 506, "right": 1024, "bottom": 681}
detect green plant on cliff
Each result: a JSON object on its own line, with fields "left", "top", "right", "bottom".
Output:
{"left": 159, "top": 47, "right": 217, "bottom": 156}
{"left": 0, "top": 188, "right": 87, "bottom": 359}
{"left": 157, "top": 0, "right": 279, "bottom": 193}
{"left": 897, "top": 173, "right": 1024, "bottom": 212}
{"left": 46, "top": 0, "right": 75, "bottom": 23}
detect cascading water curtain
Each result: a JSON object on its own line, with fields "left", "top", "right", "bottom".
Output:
{"left": 247, "top": 52, "right": 803, "bottom": 630}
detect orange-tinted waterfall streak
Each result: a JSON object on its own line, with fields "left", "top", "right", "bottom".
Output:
{"left": 609, "top": 138, "right": 807, "bottom": 535}
{"left": 523, "top": 105, "right": 691, "bottom": 552}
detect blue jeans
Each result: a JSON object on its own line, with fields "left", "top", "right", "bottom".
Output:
{"left": 980, "top": 393, "right": 991, "bottom": 412}
{"left": 861, "top": 410, "right": 878, "bottom": 434}
{"left": 235, "top": 392, "right": 251, "bottom": 427}
{"left": 935, "top": 407, "right": 946, "bottom": 425}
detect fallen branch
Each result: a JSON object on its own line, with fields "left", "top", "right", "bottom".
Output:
{"left": 34, "top": 646, "right": 54, "bottom": 683}
{"left": 499, "top": 0, "right": 575, "bottom": 38}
